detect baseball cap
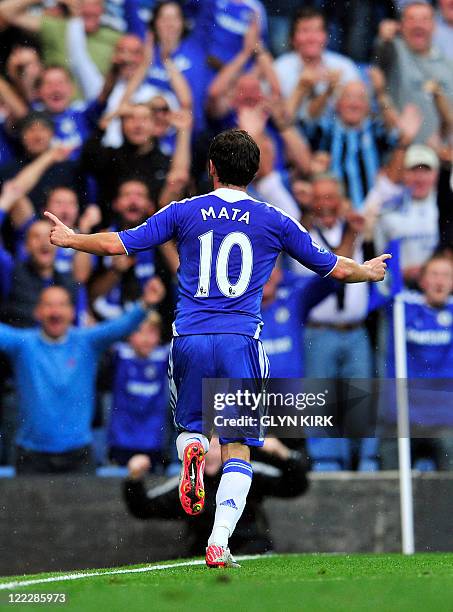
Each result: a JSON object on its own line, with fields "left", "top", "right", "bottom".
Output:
{"left": 404, "top": 144, "right": 439, "bottom": 170}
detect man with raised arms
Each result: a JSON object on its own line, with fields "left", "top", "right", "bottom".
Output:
{"left": 45, "top": 129, "right": 390, "bottom": 568}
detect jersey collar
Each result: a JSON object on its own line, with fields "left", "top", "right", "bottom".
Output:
{"left": 40, "top": 329, "right": 69, "bottom": 344}
{"left": 211, "top": 187, "right": 249, "bottom": 203}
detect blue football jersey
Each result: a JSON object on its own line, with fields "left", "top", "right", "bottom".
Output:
{"left": 108, "top": 342, "right": 170, "bottom": 450}
{"left": 195, "top": 0, "right": 268, "bottom": 66}
{"left": 387, "top": 291, "right": 453, "bottom": 378}
{"left": 32, "top": 101, "right": 104, "bottom": 159}
{"left": 385, "top": 291, "right": 453, "bottom": 426}
{"left": 92, "top": 249, "right": 155, "bottom": 320}
{"left": 145, "top": 38, "right": 209, "bottom": 132}
{"left": 261, "top": 274, "right": 339, "bottom": 377}
{"left": 118, "top": 188, "right": 338, "bottom": 337}
{"left": 0, "top": 246, "right": 13, "bottom": 301}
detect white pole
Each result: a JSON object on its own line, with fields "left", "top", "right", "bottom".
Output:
{"left": 393, "top": 294, "right": 415, "bottom": 554}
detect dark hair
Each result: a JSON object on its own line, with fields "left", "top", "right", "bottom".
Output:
{"left": 46, "top": 185, "right": 78, "bottom": 202}
{"left": 115, "top": 178, "right": 153, "bottom": 200}
{"left": 18, "top": 110, "right": 54, "bottom": 134}
{"left": 41, "top": 64, "right": 72, "bottom": 79}
{"left": 9, "top": 40, "right": 42, "bottom": 59}
{"left": 421, "top": 253, "right": 453, "bottom": 277}
{"left": 150, "top": 1, "right": 189, "bottom": 41}
{"left": 400, "top": 1, "right": 434, "bottom": 19}
{"left": 120, "top": 102, "right": 153, "bottom": 120}
{"left": 36, "top": 64, "right": 73, "bottom": 90}
{"left": 39, "top": 284, "right": 74, "bottom": 305}
{"left": 290, "top": 6, "right": 326, "bottom": 41}
{"left": 208, "top": 129, "right": 260, "bottom": 187}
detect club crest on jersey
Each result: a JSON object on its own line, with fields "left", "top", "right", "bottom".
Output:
{"left": 275, "top": 307, "right": 290, "bottom": 323}
{"left": 312, "top": 240, "right": 328, "bottom": 254}
{"left": 145, "top": 366, "right": 156, "bottom": 379}
{"left": 437, "top": 310, "right": 453, "bottom": 327}
{"left": 201, "top": 206, "right": 250, "bottom": 225}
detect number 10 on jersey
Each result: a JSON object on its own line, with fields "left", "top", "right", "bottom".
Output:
{"left": 195, "top": 230, "right": 254, "bottom": 298}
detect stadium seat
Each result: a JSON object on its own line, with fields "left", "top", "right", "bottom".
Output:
{"left": 358, "top": 458, "right": 379, "bottom": 472}
{"left": 0, "top": 466, "right": 16, "bottom": 478}
{"left": 358, "top": 438, "right": 380, "bottom": 472}
{"left": 413, "top": 458, "right": 436, "bottom": 472}
{"left": 92, "top": 427, "right": 108, "bottom": 467}
{"left": 307, "top": 438, "right": 347, "bottom": 471}
{"left": 165, "top": 462, "right": 181, "bottom": 477}
{"left": 96, "top": 466, "right": 129, "bottom": 478}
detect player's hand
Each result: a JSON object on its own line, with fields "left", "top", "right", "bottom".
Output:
{"left": 160, "top": 35, "right": 175, "bottom": 62}
{"left": 326, "top": 68, "right": 342, "bottom": 93}
{"left": 111, "top": 254, "right": 135, "bottom": 273}
{"left": 78, "top": 204, "right": 102, "bottom": 233}
{"left": 243, "top": 15, "right": 260, "bottom": 56}
{"left": 310, "top": 151, "right": 331, "bottom": 175}
{"left": 270, "top": 99, "right": 292, "bottom": 132}
{"left": 397, "top": 104, "right": 423, "bottom": 146}
{"left": 363, "top": 253, "right": 391, "bottom": 282}
{"left": 99, "top": 103, "right": 133, "bottom": 129}
{"left": 0, "top": 180, "right": 24, "bottom": 212}
{"left": 424, "top": 79, "right": 443, "bottom": 96}
{"left": 436, "top": 145, "right": 453, "bottom": 164}
{"left": 378, "top": 19, "right": 400, "bottom": 42}
{"left": 368, "top": 66, "right": 386, "bottom": 95}
{"left": 143, "top": 276, "right": 166, "bottom": 307}
{"left": 237, "top": 106, "right": 268, "bottom": 138}
{"left": 50, "top": 144, "right": 74, "bottom": 164}
{"left": 170, "top": 109, "right": 193, "bottom": 132}
{"left": 297, "top": 68, "right": 318, "bottom": 93}
{"left": 166, "top": 168, "right": 190, "bottom": 191}
{"left": 262, "top": 437, "right": 290, "bottom": 460}
{"left": 255, "top": 135, "right": 275, "bottom": 179}
{"left": 127, "top": 454, "right": 151, "bottom": 480}
{"left": 44, "top": 211, "right": 75, "bottom": 247}
{"left": 345, "top": 210, "right": 366, "bottom": 236}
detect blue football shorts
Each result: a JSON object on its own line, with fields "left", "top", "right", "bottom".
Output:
{"left": 168, "top": 334, "right": 270, "bottom": 447}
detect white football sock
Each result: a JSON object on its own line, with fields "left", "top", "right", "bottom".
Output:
{"left": 176, "top": 432, "right": 209, "bottom": 460}
{"left": 208, "top": 458, "right": 253, "bottom": 548}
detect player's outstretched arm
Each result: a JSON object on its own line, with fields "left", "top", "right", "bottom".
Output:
{"left": 44, "top": 212, "right": 126, "bottom": 256}
{"left": 330, "top": 254, "right": 391, "bottom": 283}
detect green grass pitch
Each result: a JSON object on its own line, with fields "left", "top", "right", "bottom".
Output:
{"left": 2, "top": 554, "right": 453, "bottom": 612}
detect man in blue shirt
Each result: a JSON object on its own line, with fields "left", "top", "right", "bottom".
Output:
{"left": 382, "top": 254, "right": 453, "bottom": 470}
{"left": 33, "top": 64, "right": 121, "bottom": 159}
{"left": 146, "top": 1, "right": 209, "bottom": 132}
{"left": 3, "top": 220, "right": 78, "bottom": 329}
{"left": 261, "top": 268, "right": 339, "bottom": 378}
{"left": 192, "top": 0, "right": 268, "bottom": 69}
{"left": 0, "top": 278, "right": 164, "bottom": 475}
{"left": 108, "top": 312, "right": 170, "bottom": 468}
{"left": 90, "top": 180, "right": 158, "bottom": 322}
{"left": 46, "top": 128, "right": 390, "bottom": 568}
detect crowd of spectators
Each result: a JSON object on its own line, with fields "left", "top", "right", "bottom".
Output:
{"left": 0, "top": 0, "right": 452, "bottom": 475}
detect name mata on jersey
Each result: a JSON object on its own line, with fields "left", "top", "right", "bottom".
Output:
{"left": 117, "top": 188, "right": 337, "bottom": 339}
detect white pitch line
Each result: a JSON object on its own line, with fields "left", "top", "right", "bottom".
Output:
{"left": 0, "top": 555, "right": 264, "bottom": 591}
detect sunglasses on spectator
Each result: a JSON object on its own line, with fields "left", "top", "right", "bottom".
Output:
{"left": 151, "top": 105, "right": 170, "bottom": 113}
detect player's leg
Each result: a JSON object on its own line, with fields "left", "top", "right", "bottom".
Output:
{"left": 206, "top": 441, "right": 253, "bottom": 568}
{"left": 206, "top": 335, "right": 268, "bottom": 568}
{"left": 176, "top": 432, "right": 209, "bottom": 515}
{"left": 169, "top": 336, "right": 213, "bottom": 515}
